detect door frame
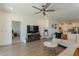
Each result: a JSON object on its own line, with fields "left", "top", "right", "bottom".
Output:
{"left": 12, "top": 20, "right": 21, "bottom": 43}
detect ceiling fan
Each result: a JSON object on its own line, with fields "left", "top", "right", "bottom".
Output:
{"left": 32, "top": 3, "right": 55, "bottom": 16}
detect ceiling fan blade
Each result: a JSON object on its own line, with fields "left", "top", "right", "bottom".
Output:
{"left": 35, "top": 11, "right": 41, "bottom": 14}
{"left": 32, "top": 6, "right": 41, "bottom": 10}
{"left": 45, "top": 9, "right": 55, "bottom": 12}
{"left": 44, "top": 3, "right": 51, "bottom": 9}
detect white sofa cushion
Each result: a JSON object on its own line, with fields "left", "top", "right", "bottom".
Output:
{"left": 53, "top": 34, "right": 79, "bottom": 47}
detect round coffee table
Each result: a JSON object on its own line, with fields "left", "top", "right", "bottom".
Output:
{"left": 43, "top": 41, "right": 57, "bottom": 55}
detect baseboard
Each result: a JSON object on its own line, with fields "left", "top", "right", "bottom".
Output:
{"left": 0, "top": 43, "right": 12, "bottom": 47}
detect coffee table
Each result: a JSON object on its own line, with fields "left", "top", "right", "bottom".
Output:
{"left": 43, "top": 41, "right": 57, "bottom": 55}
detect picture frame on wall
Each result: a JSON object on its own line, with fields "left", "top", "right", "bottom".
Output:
{"left": 51, "top": 24, "right": 57, "bottom": 29}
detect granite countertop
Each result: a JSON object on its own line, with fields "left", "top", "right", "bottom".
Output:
{"left": 58, "top": 43, "right": 79, "bottom": 56}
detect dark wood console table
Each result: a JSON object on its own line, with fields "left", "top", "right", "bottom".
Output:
{"left": 26, "top": 33, "right": 40, "bottom": 42}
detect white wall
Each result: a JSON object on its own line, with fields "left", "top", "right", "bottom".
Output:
{"left": 36, "top": 18, "right": 48, "bottom": 38}
{"left": 0, "top": 11, "right": 12, "bottom": 45}
{"left": 35, "top": 16, "right": 58, "bottom": 38}
{"left": 0, "top": 11, "right": 25, "bottom": 45}
{"left": 0, "top": 10, "right": 37, "bottom": 45}
{"left": 0, "top": 10, "right": 57, "bottom": 46}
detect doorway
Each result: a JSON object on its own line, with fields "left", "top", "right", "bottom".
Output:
{"left": 12, "top": 21, "right": 21, "bottom": 44}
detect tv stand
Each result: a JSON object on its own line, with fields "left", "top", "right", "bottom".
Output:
{"left": 27, "top": 32, "right": 40, "bottom": 42}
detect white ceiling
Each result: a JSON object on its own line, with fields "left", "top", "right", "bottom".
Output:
{"left": 0, "top": 3, "right": 79, "bottom": 21}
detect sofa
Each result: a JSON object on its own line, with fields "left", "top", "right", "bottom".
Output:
{"left": 53, "top": 33, "right": 78, "bottom": 47}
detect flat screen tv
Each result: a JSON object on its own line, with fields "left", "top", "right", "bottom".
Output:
{"left": 27, "top": 25, "right": 39, "bottom": 33}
